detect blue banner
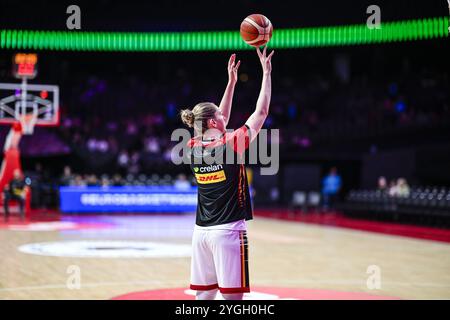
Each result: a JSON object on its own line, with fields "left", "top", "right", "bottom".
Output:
{"left": 59, "top": 186, "right": 198, "bottom": 213}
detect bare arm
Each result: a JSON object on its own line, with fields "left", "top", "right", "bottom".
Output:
{"left": 219, "top": 54, "right": 241, "bottom": 126}
{"left": 245, "top": 47, "right": 274, "bottom": 141}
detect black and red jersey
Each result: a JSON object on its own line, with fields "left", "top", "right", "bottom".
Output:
{"left": 187, "top": 125, "right": 253, "bottom": 227}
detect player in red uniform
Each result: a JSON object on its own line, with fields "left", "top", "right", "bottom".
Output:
{"left": 180, "top": 47, "right": 274, "bottom": 300}
{"left": 0, "top": 122, "right": 26, "bottom": 220}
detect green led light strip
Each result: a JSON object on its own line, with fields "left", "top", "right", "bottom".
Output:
{"left": 0, "top": 17, "right": 448, "bottom": 52}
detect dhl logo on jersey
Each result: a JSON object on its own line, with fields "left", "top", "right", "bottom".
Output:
{"left": 195, "top": 170, "right": 226, "bottom": 184}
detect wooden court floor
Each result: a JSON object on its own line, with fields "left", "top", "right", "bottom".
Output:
{"left": 0, "top": 216, "right": 449, "bottom": 300}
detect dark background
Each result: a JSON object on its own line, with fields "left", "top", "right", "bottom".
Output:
{"left": 0, "top": 0, "right": 447, "bottom": 31}
{"left": 0, "top": 0, "right": 449, "bottom": 207}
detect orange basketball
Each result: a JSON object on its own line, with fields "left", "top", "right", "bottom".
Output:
{"left": 240, "top": 14, "right": 273, "bottom": 47}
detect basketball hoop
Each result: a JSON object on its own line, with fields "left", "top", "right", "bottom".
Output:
{"left": 0, "top": 82, "right": 59, "bottom": 131}
{"left": 19, "top": 114, "right": 38, "bottom": 135}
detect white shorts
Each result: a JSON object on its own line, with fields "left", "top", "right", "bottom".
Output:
{"left": 190, "top": 228, "right": 250, "bottom": 294}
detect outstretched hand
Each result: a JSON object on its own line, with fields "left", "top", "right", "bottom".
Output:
{"left": 256, "top": 46, "right": 274, "bottom": 75}
{"left": 227, "top": 53, "right": 241, "bottom": 84}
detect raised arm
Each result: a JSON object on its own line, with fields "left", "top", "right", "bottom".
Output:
{"left": 245, "top": 47, "right": 274, "bottom": 141}
{"left": 219, "top": 53, "right": 241, "bottom": 126}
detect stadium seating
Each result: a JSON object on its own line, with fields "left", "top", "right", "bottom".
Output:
{"left": 341, "top": 187, "right": 450, "bottom": 226}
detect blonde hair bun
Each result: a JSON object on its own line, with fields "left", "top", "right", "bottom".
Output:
{"left": 181, "top": 109, "right": 195, "bottom": 128}
{"left": 180, "top": 102, "right": 218, "bottom": 132}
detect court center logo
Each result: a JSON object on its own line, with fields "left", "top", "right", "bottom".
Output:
{"left": 18, "top": 240, "right": 192, "bottom": 258}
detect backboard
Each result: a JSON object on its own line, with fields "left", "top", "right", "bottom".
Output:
{"left": 0, "top": 82, "right": 59, "bottom": 134}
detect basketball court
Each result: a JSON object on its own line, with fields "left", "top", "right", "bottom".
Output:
{"left": 1, "top": 212, "right": 449, "bottom": 300}
{"left": 1, "top": 0, "right": 450, "bottom": 303}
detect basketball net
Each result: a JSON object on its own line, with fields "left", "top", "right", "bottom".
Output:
{"left": 19, "top": 114, "right": 38, "bottom": 135}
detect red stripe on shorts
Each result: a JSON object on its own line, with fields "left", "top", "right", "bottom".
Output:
{"left": 219, "top": 286, "right": 251, "bottom": 294}
{"left": 190, "top": 283, "right": 219, "bottom": 291}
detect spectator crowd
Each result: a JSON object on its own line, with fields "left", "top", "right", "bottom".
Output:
{"left": 377, "top": 176, "right": 411, "bottom": 198}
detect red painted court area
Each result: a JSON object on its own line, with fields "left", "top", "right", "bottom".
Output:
{"left": 112, "top": 286, "right": 400, "bottom": 300}
{"left": 255, "top": 209, "right": 450, "bottom": 243}
{"left": 1, "top": 208, "right": 449, "bottom": 242}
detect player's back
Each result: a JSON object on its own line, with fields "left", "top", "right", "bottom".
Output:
{"left": 187, "top": 125, "right": 253, "bottom": 227}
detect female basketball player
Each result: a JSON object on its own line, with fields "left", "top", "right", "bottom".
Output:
{"left": 180, "top": 46, "right": 273, "bottom": 300}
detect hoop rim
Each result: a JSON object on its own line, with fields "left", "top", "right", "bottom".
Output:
{"left": 0, "top": 109, "right": 60, "bottom": 127}
{"left": 0, "top": 113, "right": 59, "bottom": 135}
